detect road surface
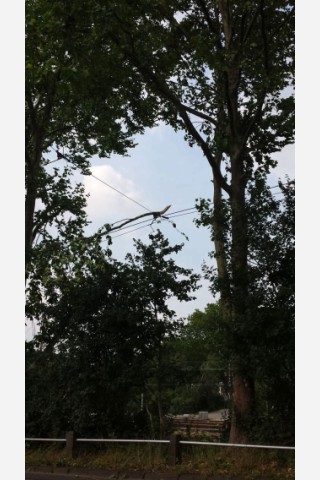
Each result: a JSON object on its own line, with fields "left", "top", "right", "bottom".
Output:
{"left": 25, "top": 467, "right": 247, "bottom": 480}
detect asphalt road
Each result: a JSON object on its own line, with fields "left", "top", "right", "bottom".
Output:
{"left": 26, "top": 473, "right": 105, "bottom": 480}
{"left": 25, "top": 467, "right": 246, "bottom": 480}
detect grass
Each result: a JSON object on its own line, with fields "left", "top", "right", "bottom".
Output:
{"left": 25, "top": 442, "right": 295, "bottom": 479}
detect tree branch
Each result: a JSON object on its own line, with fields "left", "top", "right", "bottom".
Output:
{"left": 182, "top": 104, "right": 218, "bottom": 127}
{"left": 91, "top": 205, "right": 172, "bottom": 240}
{"left": 195, "top": 0, "right": 216, "bottom": 35}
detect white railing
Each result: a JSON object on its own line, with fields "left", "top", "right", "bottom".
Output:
{"left": 25, "top": 433, "right": 295, "bottom": 466}
{"left": 25, "top": 436, "right": 294, "bottom": 450}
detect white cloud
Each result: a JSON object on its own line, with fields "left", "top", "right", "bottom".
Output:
{"left": 270, "top": 144, "right": 295, "bottom": 183}
{"left": 84, "top": 165, "right": 148, "bottom": 233}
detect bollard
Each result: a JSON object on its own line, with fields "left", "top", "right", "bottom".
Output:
{"left": 168, "top": 433, "right": 182, "bottom": 465}
{"left": 65, "top": 431, "right": 76, "bottom": 459}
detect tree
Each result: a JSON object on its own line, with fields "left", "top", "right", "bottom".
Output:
{"left": 124, "top": 230, "right": 200, "bottom": 438}
{"left": 174, "top": 303, "right": 229, "bottom": 413}
{"left": 25, "top": 0, "right": 157, "bottom": 268}
{"left": 100, "top": 0, "right": 294, "bottom": 442}
{"left": 196, "top": 178, "right": 295, "bottom": 443}
{"left": 26, "top": 0, "right": 295, "bottom": 442}
{"left": 246, "top": 179, "right": 295, "bottom": 444}
{"left": 26, "top": 230, "right": 199, "bottom": 438}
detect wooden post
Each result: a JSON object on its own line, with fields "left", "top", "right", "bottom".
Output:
{"left": 65, "top": 431, "right": 76, "bottom": 459}
{"left": 168, "top": 433, "right": 182, "bottom": 465}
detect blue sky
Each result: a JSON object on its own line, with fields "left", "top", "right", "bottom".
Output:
{"left": 25, "top": 122, "right": 294, "bottom": 342}
{"left": 28, "top": 122, "right": 294, "bottom": 338}
{"left": 83, "top": 123, "right": 294, "bottom": 318}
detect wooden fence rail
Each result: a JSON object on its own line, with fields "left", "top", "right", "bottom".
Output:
{"left": 170, "top": 417, "right": 230, "bottom": 439}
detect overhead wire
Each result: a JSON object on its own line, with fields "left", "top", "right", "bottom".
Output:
{"left": 52, "top": 148, "right": 152, "bottom": 213}
{"left": 108, "top": 208, "right": 199, "bottom": 235}
{"left": 52, "top": 148, "right": 288, "bottom": 214}
{"left": 110, "top": 224, "right": 154, "bottom": 239}
{"left": 49, "top": 150, "right": 291, "bottom": 241}
{"left": 90, "top": 173, "right": 152, "bottom": 212}
{"left": 107, "top": 209, "right": 202, "bottom": 241}
{"left": 106, "top": 186, "right": 289, "bottom": 240}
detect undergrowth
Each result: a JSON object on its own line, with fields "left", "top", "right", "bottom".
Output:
{"left": 25, "top": 442, "right": 295, "bottom": 479}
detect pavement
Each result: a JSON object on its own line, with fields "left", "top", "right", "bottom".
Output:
{"left": 25, "top": 466, "right": 247, "bottom": 480}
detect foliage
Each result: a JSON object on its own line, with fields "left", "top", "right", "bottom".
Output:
{"left": 168, "top": 304, "right": 229, "bottom": 414}
{"left": 195, "top": 180, "right": 295, "bottom": 443}
{"left": 25, "top": 0, "right": 157, "bottom": 266}
{"left": 26, "top": 231, "right": 199, "bottom": 438}
{"left": 97, "top": 0, "right": 295, "bottom": 441}
{"left": 26, "top": 0, "right": 295, "bottom": 443}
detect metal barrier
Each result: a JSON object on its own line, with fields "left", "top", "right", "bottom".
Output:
{"left": 25, "top": 432, "right": 295, "bottom": 465}
{"left": 180, "top": 440, "right": 294, "bottom": 450}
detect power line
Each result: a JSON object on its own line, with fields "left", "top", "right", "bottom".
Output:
{"left": 90, "top": 174, "right": 151, "bottom": 212}
{"left": 53, "top": 149, "right": 290, "bottom": 216}
{"left": 108, "top": 209, "right": 200, "bottom": 240}
{"left": 110, "top": 224, "right": 151, "bottom": 239}
{"left": 105, "top": 208, "right": 199, "bottom": 238}
{"left": 51, "top": 150, "right": 291, "bottom": 241}
{"left": 53, "top": 149, "right": 152, "bottom": 213}
{"left": 108, "top": 218, "right": 156, "bottom": 236}
{"left": 167, "top": 206, "right": 200, "bottom": 216}
{"left": 107, "top": 189, "right": 289, "bottom": 240}
{"left": 169, "top": 210, "right": 198, "bottom": 219}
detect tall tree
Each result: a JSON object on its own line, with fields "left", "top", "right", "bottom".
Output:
{"left": 25, "top": 0, "right": 156, "bottom": 268}
{"left": 100, "top": 0, "right": 294, "bottom": 442}
{"left": 196, "top": 178, "right": 295, "bottom": 443}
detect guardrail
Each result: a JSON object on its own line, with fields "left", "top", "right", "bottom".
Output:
{"left": 25, "top": 432, "right": 295, "bottom": 466}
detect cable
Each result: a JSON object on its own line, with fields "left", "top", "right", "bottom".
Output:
{"left": 169, "top": 210, "right": 198, "bottom": 219}
{"left": 52, "top": 149, "right": 292, "bottom": 241}
{"left": 110, "top": 224, "right": 152, "bottom": 239}
{"left": 106, "top": 190, "right": 290, "bottom": 240}
{"left": 53, "top": 148, "right": 152, "bottom": 213}
{"left": 53, "top": 148, "right": 290, "bottom": 217}
{"left": 166, "top": 206, "right": 201, "bottom": 216}
{"left": 108, "top": 210, "right": 200, "bottom": 240}
{"left": 109, "top": 210, "right": 197, "bottom": 235}
{"left": 90, "top": 174, "right": 151, "bottom": 212}
{"left": 105, "top": 208, "right": 200, "bottom": 239}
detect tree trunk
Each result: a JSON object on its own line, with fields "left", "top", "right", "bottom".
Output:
{"left": 25, "top": 77, "right": 56, "bottom": 273}
{"left": 25, "top": 148, "right": 42, "bottom": 272}
{"left": 157, "top": 397, "right": 165, "bottom": 440}
{"left": 212, "top": 161, "right": 231, "bottom": 311}
{"left": 145, "top": 399, "right": 156, "bottom": 439}
{"left": 25, "top": 184, "right": 37, "bottom": 265}
{"left": 228, "top": 152, "right": 255, "bottom": 443}
{"left": 229, "top": 374, "right": 255, "bottom": 443}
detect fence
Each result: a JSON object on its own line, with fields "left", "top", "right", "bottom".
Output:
{"left": 170, "top": 417, "right": 229, "bottom": 440}
{"left": 25, "top": 432, "right": 295, "bottom": 466}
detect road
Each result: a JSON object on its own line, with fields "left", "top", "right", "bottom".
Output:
{"left": 25, "top": 467, "right": 246, "bottom": 480}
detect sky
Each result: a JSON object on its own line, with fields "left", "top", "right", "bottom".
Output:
{"left": 24, "top": 123, "right": 295, "bottom": 341}
{"left": 83, "top": 124, "right": 295, "bottom": 314}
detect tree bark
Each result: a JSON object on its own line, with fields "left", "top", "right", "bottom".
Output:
{"left": 229, "top": 374, "right": 255, "bottom": 443}
{"left": 218, "top": 0, "right": 255, "bottom": 441}
{"left": 25, "top": 78, "right": 56, "bottom": 272}
{"left": 25, "top": 146, "right": 42, "bottom": 271}
{"left": 212, "top": 161, "right": 232, "bottom": 314}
